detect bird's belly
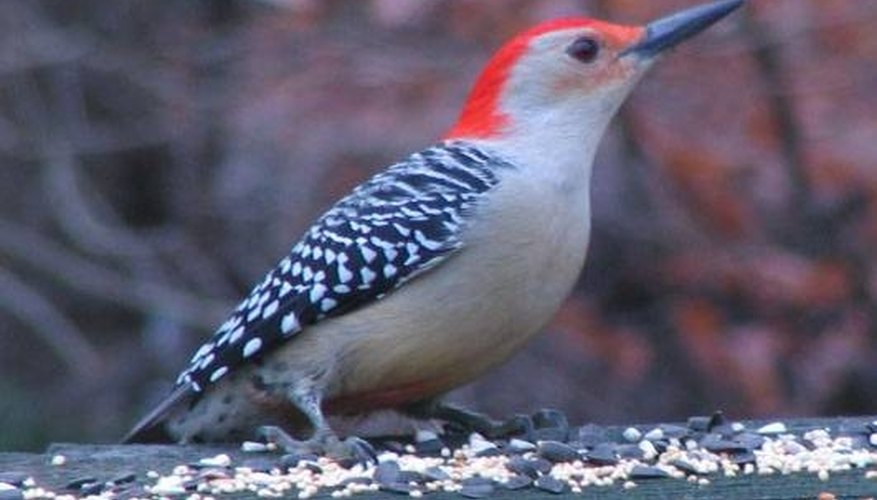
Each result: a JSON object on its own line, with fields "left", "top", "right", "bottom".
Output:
{"left": 327, "top": 182, "right": 591, "bottom": 410}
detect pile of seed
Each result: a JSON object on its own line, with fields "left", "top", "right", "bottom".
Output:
{"left": 7, "top": 412, "right": 877, "bottom": 499}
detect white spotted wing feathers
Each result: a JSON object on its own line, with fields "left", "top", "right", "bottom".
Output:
{"left": 175, "top": 141, "right": 514, "bottom": 392}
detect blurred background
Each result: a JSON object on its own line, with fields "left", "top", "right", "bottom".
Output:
{"left": 2, "top": 0, "right": 877, "bottom": 451}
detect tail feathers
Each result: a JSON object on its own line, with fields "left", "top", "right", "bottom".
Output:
{"left": 122, "top": 384, "right": 194, "bottom": 444}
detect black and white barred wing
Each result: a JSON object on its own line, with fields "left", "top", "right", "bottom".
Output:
{"left": 176, "top": 142, "right": 511, "bottom": 393}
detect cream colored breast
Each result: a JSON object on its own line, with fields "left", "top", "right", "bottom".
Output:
{"left": 325, "top": 172, "right": 592, "bottom": 401}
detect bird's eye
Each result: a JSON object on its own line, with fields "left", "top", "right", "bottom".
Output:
{"left": 566, "top": 36, "right": 600, "bottom": 64}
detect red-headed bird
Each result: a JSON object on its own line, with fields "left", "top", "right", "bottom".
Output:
{"left": 125, "top": 0, "right": 743, "bottom": 460}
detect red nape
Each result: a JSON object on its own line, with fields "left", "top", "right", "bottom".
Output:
{"left": 444, "top": 18, "right": 601, "bottom": 141}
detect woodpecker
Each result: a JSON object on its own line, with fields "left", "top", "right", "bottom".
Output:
{"left": 125, "top": 0, "right": 743, "bottom": 459}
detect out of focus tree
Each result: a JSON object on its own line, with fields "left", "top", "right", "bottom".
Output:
{"left": 1, "top": 0, "right": 876, "bottom": 450}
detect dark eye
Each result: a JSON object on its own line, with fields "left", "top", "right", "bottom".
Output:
{"left": 566, "top": 36, "right": 600, "bottom": 64}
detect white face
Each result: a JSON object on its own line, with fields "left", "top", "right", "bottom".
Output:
{"left": 501, "top": 26, "right": 652, "bottom": 137}
{"left": 490, "top": 25, "right": 653, "bottom": 186}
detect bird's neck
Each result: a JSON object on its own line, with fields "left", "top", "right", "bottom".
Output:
{"left": 480, "top": 111, "right": 611, "bottom": 196}
{"left": 447, "top": 82, "right": 637, "bottom": 196}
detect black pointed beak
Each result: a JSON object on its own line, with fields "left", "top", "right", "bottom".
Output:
{"left": 621, "top": 0, "right": 743, "bottom": 58}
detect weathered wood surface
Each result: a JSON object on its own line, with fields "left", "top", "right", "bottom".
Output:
{"left": 2, "top": 416, "right": 877, "bottom": 498}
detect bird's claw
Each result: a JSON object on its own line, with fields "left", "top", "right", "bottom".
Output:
{"left": 326, "top": 436, "right": 378, "bottom": 466}
{"left": 424, "top": 403, "right": 502, "bottom": 437}
{"left": 491, "top": 414, "right": 535, "bottom": 439}
{"left": 257, "top": 425, "right": 376, "bottom": 466}
{"left": 258, "top": 425, "right": 301, "bottom": 452}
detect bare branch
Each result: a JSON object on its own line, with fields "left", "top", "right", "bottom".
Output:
{"left": 0, "top": 218, "right": 229, "bottom": 330}
{"left": 0, "top": 266, "right": 100, "bottom": 379}
{"left": 740, "top": 7, "right": 811, "bottom": 218}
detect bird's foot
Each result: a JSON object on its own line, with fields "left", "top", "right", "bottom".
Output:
{"left": 325, "top": 436, "right": 378, "bottom": 465}
{"left": 434, "top": 404, "right": 501, "bottom": 437}
{"left": 478, "top": 409, "right": 572, "bottom": 441}
{"left": 409, "top": 402, "right": 576, "bottom": 442}
{"left": 258, "top": 425, "right": 305, "bottom": 454}
{"left": 257, "top": 425, "right": 376, "bottom": 465}
{"left": 490, "top": 413, "right": 535, "bottom": 439}
{"left": 407, "top": 401, "right": 513, "bottom": 438}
